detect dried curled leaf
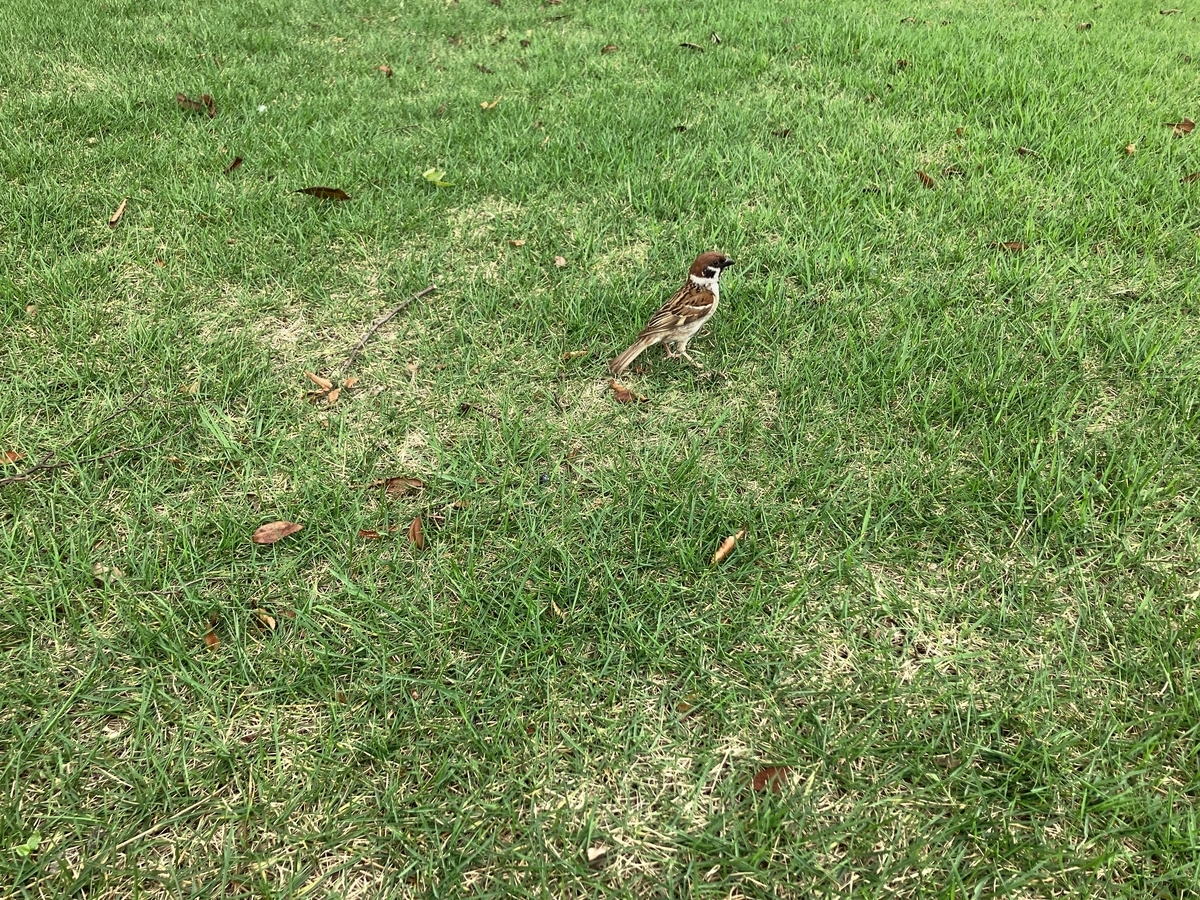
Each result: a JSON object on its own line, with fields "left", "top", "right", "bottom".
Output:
{"left": 915, "top": 170, "right": 935, "bottom": 189}
{"left": 295, "top": 186, "right": 352, "bottom": 201}
{"left": 2, "top": 450, "right": 25, "bottom": 465}
{"left": 379, "top": 64, "right": 394, "bottom": 77}
{"left": 1167, "top": 118, "right": 1195, "bottom": 136}
{"left": 554, "top": 255, "right": 567, "bottom": 267}
{"left": 601, "top": 44, "right": 618, "bottom": 54}
{"left": 608, "top": 380, "right": 647, "bottom": 404}
{"left": 252, "top": 521, "right": 303, "bottom": 544}
{"left": 92, "top": 562, "right": 123, "bottom": 585}
{"left": 253, "top": 608, "right": 277, "bottom": 631}
{"left": 991, "top": 241, "right": 1026, "bottom": 252}
{"left": 223, "top": 156, "right": 243, "bottom": 175}
{"left": 306, "top": 371, "right": 334, "bottom": 391}
{"left": 176, "top": 92, "right": 208, "bottom": 114}
{"left": 710, "top": 529, "right": 747, "bottom": 565}
{"left": 1183, "top": 172, "right": 1200, "bottom": 184}
{"left": 203, "top": 628, "right": 219, "bottom": 649}
{"left": 408, "top": 516, "right": 425, "bottom": 550}
{"left": 752, "top": 765, "right": 791, "bottom": 793}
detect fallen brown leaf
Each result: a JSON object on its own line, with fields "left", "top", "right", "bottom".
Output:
{"left": 176, "top": 92, "right": 208, "bottom": 114}
{"left": 379, "top": 64, "right": 394, "bottom": 77}
{"left": 481, "top": 97, "right": 501, "bottom": 110}
{"left": 955, "top": 126, "right": 965, "bottom": 137}
{"left": 710, "top": 529, "right": 747, "bottom": 565}
{"left": 475, "top": 63, "right": 494, "bottom": 74}
{"left": 2, "top": 451, "right": 24, "bottom": 465}
{"left": 108, "top": 197, "right": 128, "bottom": 228}
{"left": 554, "top": 255, "right": 567, "bottom": 267}
{"left": 1167, "top": 118, "right": 1195, "bottom": 136}
{"left": 306, "top": 371, "right": 334, "bottom": 391}
{"left": 508, "top": 238, "right": 527, "bottom": 247}
{"left": 366, "top": 475, "right": 425, "bottom": 496}
{"left": 916, "top": 170, "right": 935, "bottom": 189}
{"left": 1016, "top": 146, "right": 1038, "bottom": 157}
{"left": 586, "top": 844, "right": 609, "bottom": 868}
{"left": 181, "top": 380, "right": 199, "bottom": 396}
{"left": 203, "top": 94, "right": 216, "bottom": 117}
{"left": 223, "top": 156, "right": 243, "bottom": 175}
{"left": 608, "top": 380, "right": 647, "bottom": 404}
{"left": 408, "top": 516, "right": 425, "bottom": 550}
{"left": 601, "top": 44, "right": 618, "bottom": 54}
{"left": 896, "top": 58, "right": 909, "bottom": 69}
{"left": 296, "top": 186, "right": 352, "bottom": 201}
{"left": 1183, "top": 172, "right": 1200, "bottom": 184}
{"left": 253, "top": 608, "right": 277, "bottom": 631}
{"left": 680, "top": 42, "right": 704, "bottom": 51}
{"left": 771, "top": 128, "right": 792, "bottom": 138}
{"left": 342, "top": 376, "right": 359, "bottom": 389}
{"left": 992, "top": 241, "right": 1027, "bottom": 252}
{"left": 252, "top": 521, "right": 303, "bottom": 544}
{"left": 204, "top": 628, "right": 219, "bottom": 649}
{"left": 562, "top": 349, "right": 590, "bottom": 360}
{"left": 325, "top": 387, "right": 341, "bottom": 405}
{"left": 358, "top": 528, "right": 386, "bottom": 540}
{"left": 752, "top": 765, "right": 791, "bottom": 793}
{"left": 25, "top": 304, "right": 36, "bottom": 316}
{"left": 1125, "top": 142, "right": 1137, "bottom": 156}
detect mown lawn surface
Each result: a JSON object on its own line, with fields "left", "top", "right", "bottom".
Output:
{"left": 3, "top": 1, "right": 1200, "bottom": 897}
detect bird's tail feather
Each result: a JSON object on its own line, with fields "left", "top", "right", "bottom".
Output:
{"left": 609, "top": 336, "right": 659, "bottom": 376}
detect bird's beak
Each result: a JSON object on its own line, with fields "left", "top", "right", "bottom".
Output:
{"left": 721, "top": 259, "right": 735, "bottom": 268}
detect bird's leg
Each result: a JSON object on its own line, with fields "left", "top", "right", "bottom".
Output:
{"left": 663, "top": 341, "right": 681, "bottom": 359}
{"left": 675, "top": 341, "right": 703, "bottom": 369}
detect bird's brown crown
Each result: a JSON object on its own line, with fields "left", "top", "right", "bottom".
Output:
{"left": 689, "top": 251, "right": 734, "bottom": 278}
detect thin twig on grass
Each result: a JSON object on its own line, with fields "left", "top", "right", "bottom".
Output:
{"left": 341, "top": 284, "right": 436, "bottom": 373}
{"left": 0, "top": 388, "right": 150, "bottom": 487}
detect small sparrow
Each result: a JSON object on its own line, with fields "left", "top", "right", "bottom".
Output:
{"left": 609, "top": 251, "right": 734, "bottom": 376}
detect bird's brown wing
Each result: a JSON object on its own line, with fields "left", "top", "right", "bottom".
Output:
{"left": 636, "top": 281, "right": 716, "bottom": 341}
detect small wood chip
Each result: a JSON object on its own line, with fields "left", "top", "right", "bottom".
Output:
{"left": 108, "top": 198, "right": 128, "bottom": 228}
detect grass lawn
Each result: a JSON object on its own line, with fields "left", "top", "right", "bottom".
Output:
{"left": 3, "top": 0, "right": 1200, "bottom": 896}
